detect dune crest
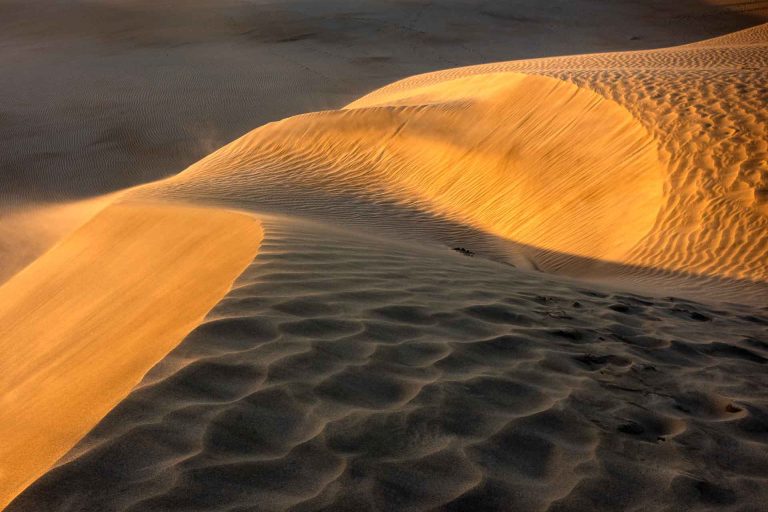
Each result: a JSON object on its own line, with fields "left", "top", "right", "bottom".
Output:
{"left": 146, "top": 73, "right": 663, "bottom": 268}
{"left": 126, "top": 24, "right": 767, "bottom": 303}
{"left": 0, "top": 202, "right": 261, "bottom": 508}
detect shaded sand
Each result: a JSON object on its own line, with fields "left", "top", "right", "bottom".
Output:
{"left": 0, "top": 202, "right": 262, "bottom": 509}
{"left": 10, "top": 217, "right": 768, "bottom": 511}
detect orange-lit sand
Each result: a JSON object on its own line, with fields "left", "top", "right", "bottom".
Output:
{"left": 0, "top": 202, "right": 261, "bottom": 508}
{"left": 350, "top": 23, "right": 768, "bottom": 291}
{"left": 137, "top": 24, "right": 767, "bottom": 302}
{"left": 0, "top": 194, "right": 119, "bottom": 285}
{"left": 2, "top": 18, "right": 768, "bottom": 512}
{"left": 153, "top": 73, "right": 664, "bottom": 266}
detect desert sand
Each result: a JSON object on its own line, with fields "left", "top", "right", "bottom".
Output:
{"left": 0, "top": 203, "right": 261, "bottom": 507}
{"left": 0, "top": 2, "right": 767, "bottom": 512}
{"left": 2, "top": 0, "right": 767, "bottom": 283}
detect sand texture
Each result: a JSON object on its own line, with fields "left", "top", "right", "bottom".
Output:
{"left": 0, "top": 203, "right": 262, "bottom": 508}
{"left": 8, "top": 217, "right": 768, "bottom": 512}
{"left": 2, "top": 0, "right": 767, "bottom": 281}
{"left": 134, "top": 23, "right": 768, "bottom": 303}
{"left": 0, "top": 8, "right": 767, "bottom": 512}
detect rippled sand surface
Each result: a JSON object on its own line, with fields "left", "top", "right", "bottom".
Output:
{"left": 9, "top": 218, "right": 768, "bottom": 511}
{"left": 1, "top": 7, "right": 767, "bottom": 512}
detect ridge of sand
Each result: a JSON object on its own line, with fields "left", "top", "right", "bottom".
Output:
{"left": 146, "top": 72, "right": 664, "bottom": 266}
{"left": 129, "top": 25, "right": 768, "bottom": 303}
{"left": 0, "top": 201, "right": 262, "bottom": 509}
{"left": 2, "top": 22, "right": 767, "bottom": 512}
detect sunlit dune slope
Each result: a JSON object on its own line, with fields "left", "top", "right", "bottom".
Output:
{"left": 139, "top": 24, "right": 767, "bottom": 291}
{"left": 351, "top": 23, "right": 768, "bottom": 283}
{"left": 149, "top": 73, "right": 663, "bottom": 266}
{"left": 0, "top": 202, "right": 261, "bottom": 508}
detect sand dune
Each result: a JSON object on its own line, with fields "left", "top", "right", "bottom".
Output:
{"left": 10, "top": 217, "right": 768, "bottom": 511}
{"left": 2, "top": 0, "right": 767, "bottom": 284}
{"left": 149, "top": 73, "right": 664, "bottom": 267}
{"left": 1, "top": 16, "right": 767, "bottom": 512}
{"left": 352, "top": 23, "right": 768, "bottom": 292}
{"left": 0, "top": 203, "right": 261, "bottom": 508}
{"left": 130, "top": 24, "right": 768, "bottom": 302}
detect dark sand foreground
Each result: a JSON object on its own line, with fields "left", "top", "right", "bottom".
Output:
{"left": 9, "top": 217, "right": 768, "bottom": 511}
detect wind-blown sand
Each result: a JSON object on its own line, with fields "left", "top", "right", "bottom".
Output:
{"left": 0, "top": 195, "right": 118, "bottom": 283}
{"left": 1, "top": 13, "right": 767, "bottom": 512}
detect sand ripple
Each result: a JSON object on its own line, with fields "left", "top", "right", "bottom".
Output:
{"left": 10, "top": 218, "right": 768, "bottom": 511}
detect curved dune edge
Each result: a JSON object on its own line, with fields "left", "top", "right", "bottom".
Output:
{"left": 147, "top": 72, "right": 664, "bottom": 268}
{"left": 347, "top": 24, "right": 768, "bottom": 286}
{"left": 0, "top": 201, "right": 262, "bottom": 509}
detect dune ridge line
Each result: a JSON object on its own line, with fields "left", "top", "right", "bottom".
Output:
{"left": 0, "top": 201, "right": 262, "bottom": 509}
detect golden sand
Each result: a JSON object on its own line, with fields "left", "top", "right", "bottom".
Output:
{"left": 1, "top": 20, "right": 767, "bottom": 512}
{"left": 0, "top": 202, "right": 261, "bottom": 508}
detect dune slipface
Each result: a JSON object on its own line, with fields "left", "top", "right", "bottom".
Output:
{"left": 3, "top": 22, "right": 768, "bottom": 512}
{"left": 0, "top": 203, "right": 261, "bottom": 508}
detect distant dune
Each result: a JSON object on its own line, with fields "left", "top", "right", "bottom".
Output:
{"left": 0, "top": 13, "right": 767, "bottom": 512}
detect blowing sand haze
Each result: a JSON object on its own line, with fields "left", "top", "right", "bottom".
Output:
{"left": 0, "top": 1, "right": 767, "bottom": 511}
